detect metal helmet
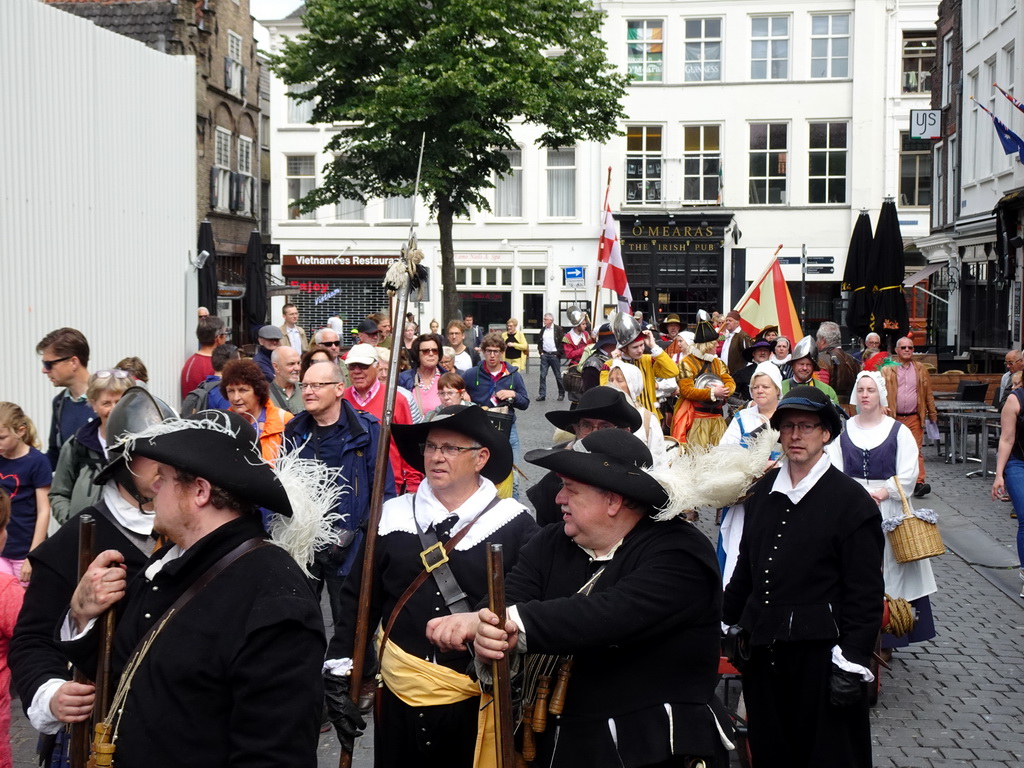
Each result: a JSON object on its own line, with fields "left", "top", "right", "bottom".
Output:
{"left": 104, "top": 386, "right": 178, "bottom": 454}
{"left": 694, "top": 372, "right": 725, "bottom": 391}
{"left": 790, "top": 335, "right": 818, "bottom": 364}
{"left": 566, "top": 305, "right": 586, "bottom": 327}
{"left": 611, "top": 311, "right": 643, "bottom": 348}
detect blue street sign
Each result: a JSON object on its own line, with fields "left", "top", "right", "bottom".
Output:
{"left": 806, "top": 256, "right": 835, "bottom": 264}
{"left": 777, "top": 257, "right": 801, "bottom": 264}
{"left": 806, "top": 266, "right": 835, "bottom": 274}
{"left": 564, "top": 266, "right": 585, "bottom": 280}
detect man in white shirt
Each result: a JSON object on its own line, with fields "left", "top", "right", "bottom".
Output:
{"left": 279, "top": 303, "right": 307, "bottom": 353}
{"left": 719, "top": 310, "right": 752, "bottom": 375}
{"left": 535, "top": 313, "right": 565, "bottom": 401}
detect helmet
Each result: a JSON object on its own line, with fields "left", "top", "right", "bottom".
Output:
{"left": 790, "top": 335, "right": 818, "bottom": 364}
{"left": 566, "top": 305, "right": 586, "bottom": 327}
{"left": 611, "top": 311, "right": 643, "bottom": 348}
{"left": 93, "top": 388, "right": 178, "bottom": 499}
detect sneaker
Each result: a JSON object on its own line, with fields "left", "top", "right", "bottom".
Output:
{"left": 557, "top": 394, "right": 565, "bottom": 401}
{"left": 536, "top": 396, "right": 546, "bottom": 402}
{"left": 913, "top": 482, "right": 931, "bottom": 498}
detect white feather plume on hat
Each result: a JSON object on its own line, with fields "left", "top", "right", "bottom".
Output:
{"left": 647, "top": 427, "right": 781, "bottom": 521}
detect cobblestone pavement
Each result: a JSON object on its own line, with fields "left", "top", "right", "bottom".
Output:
{"left": 10, "top": 363, "right": 1024, "bottom": 767}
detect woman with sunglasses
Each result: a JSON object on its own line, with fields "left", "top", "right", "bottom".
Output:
{"left": 49, "top": 369, "right": 136, "bottom": 526}
{"left": 398, "top": 334, "right": 448, "bottom": 415}
{"left": 219, "top": 360, "right": 294, "bottom": 464}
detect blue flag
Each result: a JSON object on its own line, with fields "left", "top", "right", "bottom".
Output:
{"left": 974, "top": 97, "right": 1024, "bottom": 163}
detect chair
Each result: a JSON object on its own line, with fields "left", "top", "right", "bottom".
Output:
{"left": 945, "top": 369, "right": 966, "bottom": 375}
{"left": 955, "top": 381, "right": 989, "bottom": 403}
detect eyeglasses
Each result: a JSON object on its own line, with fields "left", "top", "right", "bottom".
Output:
{"left": 1006, "top": 358, "right": 1022, "bottom": 367}
{"left": 777, "top": 422, "right": 822, "bottom": 435}
{"left": 321, "top": 340, "right": 341, "bottom": 347}
{"left": 896, "top": 345, "right": 914, "bottom": 351}
{"left": 94, "top": 369, "right": 131, "bottom": 380}
{"left": 576, "top": 419, "right": 617, "bottom": 435}
{"left": 483, "top": 349, "right": 503, "bottom": 355}
{"left": 299, "top": 382, "right": 337, "bottom": 392}
{"left": 420, "top": 348, "right": 439, "bottom": 355}
{"left": 420, "top": 442, "right": 483, "bottom": 457}
{"left": 42, "top": 356, "right": 72, "bottom": 371}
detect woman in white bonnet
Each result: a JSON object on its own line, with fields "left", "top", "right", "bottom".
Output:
{"left": 771, "top": 335, "right": 793, "bottom": 380}
{"left": 826, "top": 370, "right": 937, "bottom": 658}
{"left": 604, "top": 359, "right": 669, "bottom": 468}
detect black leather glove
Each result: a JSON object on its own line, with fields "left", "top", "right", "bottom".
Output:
{"left": 721, "top": 625, "right": 751, "bottom": 673}
{"left": 828, "top": 665, "right": 865, "bottom": 707}
{"left": 323, "top": 674, "right": 366, "bottom": 752}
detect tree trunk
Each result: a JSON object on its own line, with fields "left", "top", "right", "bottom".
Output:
{"left": 437, "top": 195, "right": 458, "bottom": 327}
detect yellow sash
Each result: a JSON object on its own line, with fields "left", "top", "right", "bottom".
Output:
{"left": 380, "top": 639, "right": 498, "bottom": 768}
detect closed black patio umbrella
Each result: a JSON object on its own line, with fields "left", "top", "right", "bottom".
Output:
{"left": 843, "top": 209, "right": 874, "bottom": 339}
{"left": 870, "top": 198, "right": 909, "bottom": 346}
{"left": 243, "top": 229, "right": 268, "bottom": 342}
{"left": 197, "top": 220, "right": 219, "bottom": 314}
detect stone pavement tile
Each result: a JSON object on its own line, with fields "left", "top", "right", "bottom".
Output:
{"left": 939, "top": 747, "right": 979, "bottom": 760}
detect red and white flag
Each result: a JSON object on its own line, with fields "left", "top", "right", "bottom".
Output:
{"left": 598, "top": 204, "right": 632, "bottom": 313}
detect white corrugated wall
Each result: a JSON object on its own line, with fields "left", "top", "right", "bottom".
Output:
{"left": 1, "top": 0, "right": 196, "bottom": 437}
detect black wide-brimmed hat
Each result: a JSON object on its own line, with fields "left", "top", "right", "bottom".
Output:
{"left": 525, "top": 429, "right": 668, "bottom": 510}
{"left": 770, "top": 385, "right": 843, "bottom": 443}
{"left": 392, "top": 405, "right": 512, "bottom": 483}
{"left": 546, "top": 387, "right": 641, "bottom": 433}
{"left": 126, "top": 410, "right": 294, "bottom": 516}
{"left": 742, "top": 338, "right": 777, "bottom": 362}
{"left": 94, "top": 387, "right": 177, "bottom": 487}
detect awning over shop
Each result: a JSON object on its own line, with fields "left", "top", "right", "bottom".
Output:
{"left": 903, "top": 263, "right": 943, "bottom": 288}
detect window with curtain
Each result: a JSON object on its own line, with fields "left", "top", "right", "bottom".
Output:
{"left": 384, "top": 195, "right": 414, "bottom": 221}
{"left": 237, "top": 136, "right": 254, "bottom": 216}
{"left": 287, "top": 83, "right": 315, "bottom": 124}
{"left": 212, "top": 128, "right": 232, "bottom": 212}
{"left": 286, "top": 155, "right": 316, "bottom": 220}
{"left": 495, "top": 149, "right": 523, "bottom": 217}
{"left": 546, "top": 148, "right": 576, "bottom": 217}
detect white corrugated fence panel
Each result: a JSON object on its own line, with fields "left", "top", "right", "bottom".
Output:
{"left": 1, "top": 0, "right": 196, "bottom": 438}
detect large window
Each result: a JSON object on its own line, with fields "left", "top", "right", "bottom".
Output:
{"left": 902, "top": 32, "right": 935, "bottom": 93}
{"left": 748, "top": 123, "right": 787, "bottom": 205}
{"left": 684, "top": 19, "right": 721, "bottom": 82}
{"left": 810, "top": 14, "right": 850, "bottom": 78}
{"left": 751, "top": 16, "right": 789, "bottom": 80}
{"left": 237, "top": 136, "right": 254, "bottom": 216}
{"left": 287, "top": 83, "right": 314, "bottom": 124}
{"left": 286, "top": 155, "right": 316, "bottom": 220}
{"left": 900, "top": 132, "right": 932, "bottom": 208}
{"left": 225, "top": 30, "right": 245, "bottom": 97}
{"left": 683, "top": 125, "right": 721, "bottom": 203}
{"left": 212, "top": 127, "right": 232, "bottom": 212}
{"left": 627, "top": 20, "right": 663, "bottom": 82}
{"left": 625, "top": 126, "right": 662, "bottom": 204}
{"left": 546, "top": 148, "right": 576, "bottom": 217}
{"left": 494, "top": 148, "right": 522, "bottom": 218}
{"left": 808, "top": 122, "right": 847, "bottom": 204}
{"left": 384, "top": 195, "right": 414, "bottom": 221}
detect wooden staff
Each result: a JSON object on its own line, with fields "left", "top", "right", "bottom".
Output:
{"left": 487, "top": 544, "right": 516, "bottom": 768}
{"left": 69, "top": 515, "right": 96, "bottom": 768}
{"left": 594, "top": 166, "right": 613, "bottom": 319}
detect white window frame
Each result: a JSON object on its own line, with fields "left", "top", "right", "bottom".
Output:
{"left": 808, "top": 122, "right": 848, "bottom": 205}
{"left": 213, "top": 127, "right": 232, "bottom": 212}
{"left": 383, "top": 195, "right": 414, "bottom": 222}
{"left": 942, "top": 33, "right": 953, "bottom": 106}
{"left": 236, "top": 136, "right": 254, "bottom": 216}
{"left": 494, "top": 148, "right": 523, "bottom": 218}
{"left": 985, "top": 58, "right": 999, "bottom": 175}
{"left": 933, "top": 141, "right": 944, "bottom": 229}
{"left": 947, "top": 135, "right": 958, "bottom": 221}
{"left": 684, "top": 18, "right": 722, "bottom": 82}
{"left": 286, "top": 155, "right": 316, "bottom": 221}
{"left": 226, "top": 30, "right": 244, "bottom": 97}
{"left": 748, "top": 122, "right": 787, "bottom": 205}
{"left": 287, "top": 83, "right": 315, "bottom": 125}
{"left": 545, "top": 147, "right": 577, "bottom": 218}
{"left": 899, "top": 132, "right": 931, "bottom": 208}
{"left": 902, "top": 32, "right": 935, "bottom": 94}
{"left": 682, "top": 125, "right": 721, "bottom": 204}
{"left": 626, "top": 19, "right": 664, "bottom": 83}
{"left": 625, "top": 125, "right": 663, "bottom": 205}
{"left": 750, "top": 16, "right": 789, "bottom": 80}
{"left": 966, "top": 71, "right": 979, "bottom": 183}
{"left": 810, "top": 14, "right": 850, "bottom": 79}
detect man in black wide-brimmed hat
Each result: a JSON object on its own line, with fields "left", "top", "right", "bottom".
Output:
{"left": 61, "top": 410, "right": 340, "bottom": 768}
{"left": 723, "top": 385, "right": 883, "bottom": 768}
{"left": 326, "top": 406, "right": 538, "bottom": 768}
{"left": 435, "top": 429, "right": 732, "bottom": 768}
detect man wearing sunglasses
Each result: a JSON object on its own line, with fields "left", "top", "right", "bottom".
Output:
{"left": 324, "top": 405, "right": 536, "bottom": 765}
{"left": 313, "top": 328, "right": 350, "bottom": 386}
{"left": 723, "top": 385, "right": 883, "bottom": 768}
{"left": 36, "top": 328, "right": 95, "bottom": 470}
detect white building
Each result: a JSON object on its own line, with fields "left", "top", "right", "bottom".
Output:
{"left": 262, "top": 0, "right": 936, "bottom": 342}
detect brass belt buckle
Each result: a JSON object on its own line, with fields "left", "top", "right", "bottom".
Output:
{"left": 420, "top": 541, "right": 449, "bottom": 573}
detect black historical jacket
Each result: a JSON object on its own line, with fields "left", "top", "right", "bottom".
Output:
{"left": 62, "top": 515, "right": 325, "bottom": 768}
{"left": 11, "top": 503, "right": 152, "bottom": 715}
{"left": 722, "top": 465, "right": 884, "bottom": 668}
{"left": 507, "top": 516, "right": 727, "bottom": 768}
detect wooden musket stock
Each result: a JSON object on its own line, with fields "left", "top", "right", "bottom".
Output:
{"left": 69, "top": 515, "right": 96, "bottom": 768}
{"left": 488, "top": 544, "right": 516, "bottom": 768}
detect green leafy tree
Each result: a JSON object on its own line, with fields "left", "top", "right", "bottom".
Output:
{"left": 272, "top": 0, "right": 628, "bottom": 323}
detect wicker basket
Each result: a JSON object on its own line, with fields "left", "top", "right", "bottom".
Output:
{"left": 887, "top": 477, "right": 945, "bottom": 563}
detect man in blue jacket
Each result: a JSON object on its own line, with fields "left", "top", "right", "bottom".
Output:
{"left": 462, "top": 332, "right": 530, "bottom": 496}
{"left": 284, "top": 361, "right": 395, "bottom": 624}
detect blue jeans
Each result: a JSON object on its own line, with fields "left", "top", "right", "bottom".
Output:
{"left": 1002, "top": 456, "right": 1024, "bottom": 568}
{"left": 538, "top": 352, "right": 564, "bottom": 398}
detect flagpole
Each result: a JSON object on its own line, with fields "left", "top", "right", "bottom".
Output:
{"left": 594, "top": 166, "right": 612, "bottom": 323}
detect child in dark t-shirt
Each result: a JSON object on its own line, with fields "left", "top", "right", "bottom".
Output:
{"left": 0, "top": 403, "right": 52, "bottom": 585}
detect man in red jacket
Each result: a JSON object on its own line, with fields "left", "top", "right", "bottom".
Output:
{"left": 342, "top": 344, "right": 422, "bottom": 493}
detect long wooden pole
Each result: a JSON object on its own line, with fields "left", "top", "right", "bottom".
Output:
{"left": 69, "top": 515, "right": 96, "bottom": 768}
{"left": 487, "top": 544, "right": 516, "bottom": 768}
{"left": 594, "top": 166, "right": 613, "bottom": 323}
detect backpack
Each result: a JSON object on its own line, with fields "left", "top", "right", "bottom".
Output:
{"left": 181, "top": 380, "right": 220, "bottom": 417}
